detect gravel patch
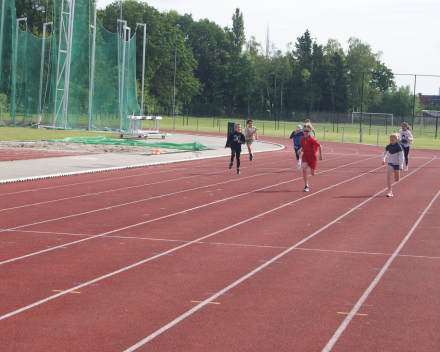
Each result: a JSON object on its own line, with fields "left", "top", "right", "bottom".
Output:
{"left": 0, "top": 140, "right": 179, "bottom": 154}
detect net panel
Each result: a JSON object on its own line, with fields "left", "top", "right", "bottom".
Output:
{"left": 0, "top": 0, "right": 140, "bottom": 130}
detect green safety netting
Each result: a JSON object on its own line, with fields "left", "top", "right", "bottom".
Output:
{"left": 0, "top": 0, "right": 140, "bottom": 129}
{"left": 43, "top": 135, "right": 213, "bottom": 150}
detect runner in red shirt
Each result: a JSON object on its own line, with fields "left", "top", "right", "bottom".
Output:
{"left": 298, "top": 123, "right": 323, "bottom": 192}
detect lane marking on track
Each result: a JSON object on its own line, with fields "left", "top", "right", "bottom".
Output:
{"left": 0, "top": 157, "right": 386, "bottom": 322}
{"left": 191, "top": 301, "right": 220, "bottom": 305}
{"left": 0, "top": 142, "right": 285, "bottom": 184}
{"left": 0, "top": 156, "right": 297, "bottom": 212}
{"left": 121, "top": 156, "right": 437, "bottom": 352}
{"left": 1, "top": 148, "right": 347, "bottom": 213}
{"left": 1, "top": 150, "right": 283, "bottom": 196}
{"left": 0, "top": 155, "right": 376, "bottom": 266}
{"left": 205, "top": 293, "right": 233, "bottom": 296}
{"left": 322, "top": 187, "right": 440, "bottom": 352}
{"left": 337, "top": 312, "right": 368, "bottom": 316}
{"left": 8, "top": 231, "right": 440, "bottom": 261}
{"left": 52, "top": 290, "right": 81, "bottom": 294}
{"left": 0, "top": 150, "right": 282, "bottom": 196}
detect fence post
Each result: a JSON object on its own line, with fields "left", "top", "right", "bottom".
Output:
{"left": 323, "top": 127, "right": 326, "bottom": 141}
{"left": 342, "top": 127, "right": 345, "bottom": 143}
{"left": 360, "top": 128, "right": 362, "bottom": 143}
{"left": 173, "top": 116, "right": 175, "bottom": 130}
{"left": 377, "top": 129, "right": 379, "bottom": 146}
{"left": 283, "top": 123, "right": 285, "bottom": 137}
{"left": 420, "top": 116, "right": 422, "bottom": 135}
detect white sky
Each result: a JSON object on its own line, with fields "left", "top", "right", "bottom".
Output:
{"left": 97, "top": 0, "right": 440, "bottom": 95}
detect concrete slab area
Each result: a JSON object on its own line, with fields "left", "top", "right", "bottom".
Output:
{"left": 0, "top": 133, "right": 284, "bottom": 183}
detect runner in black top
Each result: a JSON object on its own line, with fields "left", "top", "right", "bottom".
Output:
{"left": 225, "top": 123, "right": 246, "bottom": 174}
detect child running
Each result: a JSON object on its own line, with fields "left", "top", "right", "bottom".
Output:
{"left": 382, "top": 132, "right": 404, "bottom": 197}
{"left": 225, "top": 123, "right": 246, "bottom": 174}
{"left": 289, "top": 125, "right": 304, "bottom": 169}
{"left": 298, "top": 123, "right": 323, "bottom": 192}
{"left": 398, "top": 122, "right": 414, "bottom": 172}
{"left": 305, "top": 119, "right": 316, "bottom": 137}
{"left": 244, "top": 119, "right": 258, "bottom": 161}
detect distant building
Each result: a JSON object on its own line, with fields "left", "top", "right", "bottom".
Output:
{"left": 420, "top": 94, "right": 440, "bottom": 108}
{"left": 419, "top": 89, "right": 440, "bottom": 108}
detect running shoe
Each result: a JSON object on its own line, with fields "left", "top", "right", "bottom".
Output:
{"left": 303, "top": 185, "right": 309, "bottom": 192}
{"left": 297, "top": 160, "right": 301, "bottom": 169}
{"left": 386, "top": 192, "right": 393, "bottom": 197}
{"left": 404, "top": 166, "right": 408, "bottom": 172}
{"left": 229, "top": 162, "right": 233, "bottom": 169}
{"left": 250, "top": 154, "right": 253, "bottom": 161}
{"left": 237, "top": 168, "right": 240, "bottom": 174}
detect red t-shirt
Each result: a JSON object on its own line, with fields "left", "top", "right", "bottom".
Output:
{"left": 300, "top": 136, "right": 320, "bottom": 156}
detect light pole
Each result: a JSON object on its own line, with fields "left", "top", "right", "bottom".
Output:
{"left": 172, "top": 24, "right": 180, "bottom": 118}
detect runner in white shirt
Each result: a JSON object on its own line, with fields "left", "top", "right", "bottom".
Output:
{"left": 244, "top": 119, "right": 258, "bottom": 161}
{"left": 398, "top": 122, "right": 414, "bottom": 172}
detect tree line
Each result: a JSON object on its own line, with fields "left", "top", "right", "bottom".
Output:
{"left": 13, "top": 0, "right": 422, "bottom": 118}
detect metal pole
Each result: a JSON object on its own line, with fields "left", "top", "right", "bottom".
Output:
{"left": 377, "top": 129, "right": 379, "bottom": 146}
{"left": 360, "top": 72, "right": 364, "bottom": 133}
{"left": 11, "top": 18, "right": 27, "bottom": 124}
{"left": 38, "top": 22, "right": 52, "bottom": 125}
{"left": 0, "top": 0, "right": 6, "bottom": 85}
{"left": 117, "top": 20, "right": 127, "bottom": 132}
{"left": 412, "top": 75, "right": 416, "bottom": 124}
{"left": 62, "top": 0, "right": 76, "bottom": 129}
{"left": 88, "top": 3, "right": 97, "bottom": 130}
{"left": 172, "top": 26, "right": 179, "bottom": 118}
{"left": 119, "top": 0, "right": 122, "bottom": 37}
{"left": 136, "top": 23, "right": 146, "bottom": 116}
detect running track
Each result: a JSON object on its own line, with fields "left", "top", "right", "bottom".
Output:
{"left": 1, "top": 137, "right": 439, "bottom": 351}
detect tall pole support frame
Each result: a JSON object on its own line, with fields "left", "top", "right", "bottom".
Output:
{"left": 88, "top": 1, "right": 97, "bottom": 131}
{"left": 11, "top": 17, "right": 27, "bottom": 124}
{"left": 117, "top": 19, "right": 127, "bottom": 132}
{"left": 61, "top": 0, "right": 76, "bottom": 129}
{"left": 136, "top": 22, "right": 146, "bottom": 115}
{"left": 38, "top": 22, "right": 53, "bottom": 125}
{"left": 0, "top": 0, "right": 6, "bottom": 86}
{"left": 172, "top": 24, "right": 180, "bottom": 118}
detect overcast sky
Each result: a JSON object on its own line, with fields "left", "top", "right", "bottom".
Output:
{"left": 98, "top": 0, "right": 440, "bottom": 95}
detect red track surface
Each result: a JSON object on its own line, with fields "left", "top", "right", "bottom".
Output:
{"left": 1, "top": 136, "right": 439, "bottom": 351}
{"left": 0, "top": 147, "right": 92, "bottom": 161}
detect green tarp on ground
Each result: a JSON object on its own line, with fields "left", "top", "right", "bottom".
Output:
{"left": 43, "top": 135, "right": 212, "bottom": 150}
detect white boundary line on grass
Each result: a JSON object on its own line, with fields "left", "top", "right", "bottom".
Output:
{"left": 123, "top": 155, "right": 437, "bottom": 351}
{"left": 322, "top": 188, "right": 440, "bottom": 352}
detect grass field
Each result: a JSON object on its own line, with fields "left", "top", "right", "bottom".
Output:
{"left": 1, "top": 115, "right": 439, "bottom": 149}
{"left": 160, "top": 116, "right": 440, "bottom": 149}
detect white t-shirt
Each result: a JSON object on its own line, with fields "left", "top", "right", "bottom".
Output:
{"left": 245, "top": 126, "right": 257, "bottom": 140}
{"left": 398, "top": 129, "right": 413, "bottom": 147}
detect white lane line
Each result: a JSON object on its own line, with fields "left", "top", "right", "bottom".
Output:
{"left": 0, "top": 156, "right": 376, "bottom": 266}
{"left": 0, "top": 153, "right": 353, "bottom": 230}
{"left": 0, "top": 143, "right": 285, "bottom": 184}
{"left": 0, "top": 159, "right": 387, "bottom": 323}
{"left": 123, "top": 156, "right": 437, "bottom": 351}
{"left": 9, "top": 230, "right": 440, "bottom": 260}
{"left": 322, "top": 188, "right": 440, "bottom": 352}
{"left": 0, "top": 156, "right": 297, "bottom": 212}
{"left": 0, "top": 152, "right": 282, "bottom": 196}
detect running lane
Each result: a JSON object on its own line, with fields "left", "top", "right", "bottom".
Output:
{"left": 0, "top": 141, "right": 438, "bottom": 351}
